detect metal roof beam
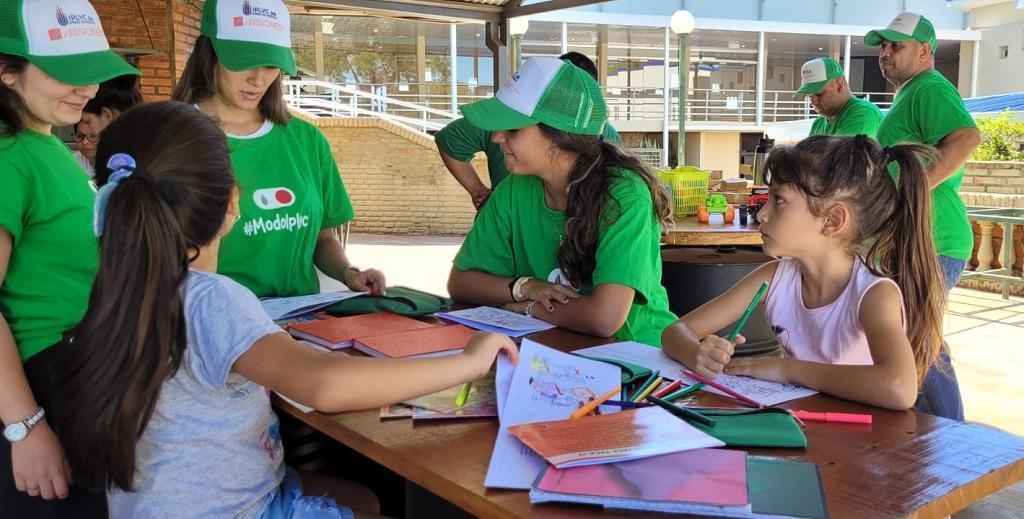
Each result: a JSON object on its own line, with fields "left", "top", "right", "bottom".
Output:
{"left": 505, "top": 0, "right": 610, "bottom": 18}
{"left": 290, "top": 0, "right": 503, "bottom": 22}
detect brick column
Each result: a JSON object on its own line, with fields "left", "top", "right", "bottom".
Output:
{"left": 94, "top": 0, "right": 204, "bottom": 100}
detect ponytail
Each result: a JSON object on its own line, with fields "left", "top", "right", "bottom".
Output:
{"left": 866, "top": 144, "right": 946, "bottom": 386}
{"left": 56, "top": 101, "right": 235, "bottom": 491}
{"left": 779, "top": 135, "right": 946, "bottom": 387}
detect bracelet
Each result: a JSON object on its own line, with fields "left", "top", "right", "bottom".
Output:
{"left": 512, "top": 277, "right": 531, "bottom": 302}
{"left": 524, "top": 300, "right": 538, "bottom": 318}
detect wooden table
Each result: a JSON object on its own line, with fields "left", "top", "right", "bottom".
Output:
{"left": 663, "top": 216, "right": 763, "bottom": 246}
{"left": 274, "top": 328, "right": 1024, "bottom": 518}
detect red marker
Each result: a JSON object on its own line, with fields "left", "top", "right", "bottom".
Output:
{"left": 791, "top": 410, "right": 872, "bottom": 424}
{"left": 652, "top": 379, "right": 683, "bottom": 399}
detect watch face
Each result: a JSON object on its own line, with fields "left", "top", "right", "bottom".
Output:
{"left": 4, "top": 423, "right": 27, "bottom": 442}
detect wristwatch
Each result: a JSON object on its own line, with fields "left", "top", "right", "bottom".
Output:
{"left": 3, "top": 407, "right": 45, "bottom": 443}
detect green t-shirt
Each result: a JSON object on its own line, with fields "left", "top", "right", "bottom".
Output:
{"left": 453, "top": 170, "right": 676, "bottom": 346}
{"left": 876, "top": 70, "right": 977, "bottom": 260}
{"left": 218, "top": 118, "right": 355, "bottom": 297}
{"left": 435, "top": 118, "right": 623, "bottom": 189}
{"left": 809, "top": 95, "right": 883, "bottom": 138}
{"left": 0, "top": 131, "right": 98, "bottom": 361}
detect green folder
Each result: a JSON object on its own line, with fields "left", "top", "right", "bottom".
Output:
{"left": 748, "top": 457, "right": 830, "bottom": 518}
{"left": 577, "top": 355, "right": 654, "bottom": 386}
{"left": 689, "top": 408, "right": 807, "bottom": 448}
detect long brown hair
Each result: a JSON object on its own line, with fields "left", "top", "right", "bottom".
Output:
{"left": 56, "top": 101, "right": 236, "bottom": 491}
{"left": 765, "top": 134, "right": 945, "bottom": 386}
{"left": 538, "top": 124, "right": 672, "bottom": 287}
{"left": 172, "top": 35, "right": 290, "bottom": 125}
{"left": 0, "top": 53, "right": 30, "bottom": 136}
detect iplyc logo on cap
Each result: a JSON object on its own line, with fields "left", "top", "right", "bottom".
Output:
{"left": 241, "top": 0, "right": 278, "bottom": 19}
{"left": 54, "top": 5, "right": 96, "bottom": 26}
{"left": 254, "top": 187, "right": 295, "bottom": 210}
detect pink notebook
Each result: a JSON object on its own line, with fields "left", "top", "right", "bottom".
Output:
{"left": 531, "top": 448, "right": 749, "bottom": 512}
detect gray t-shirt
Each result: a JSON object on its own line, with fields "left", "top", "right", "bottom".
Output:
{"left": 108, "top": 270, "right": 286, "bottom": 518}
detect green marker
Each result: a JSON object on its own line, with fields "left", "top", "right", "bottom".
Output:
{"left": 728, "top": 281, "right": 769, "bottom": 342}
{"left": 455, "top": 382, "right": 472, "bottom": 407}
{"left": 663, "top": 382, "right": 705, "bottom": 402}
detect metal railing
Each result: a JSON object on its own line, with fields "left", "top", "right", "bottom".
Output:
{"left": 283, "top": 79, "right": 458, "bottom": 133}
{"left": 284, "top": 80, "right": 896, "bottom": 131}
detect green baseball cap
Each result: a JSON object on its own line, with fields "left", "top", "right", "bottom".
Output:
{"left": 460, "top": 56, "right": 607, "bottom": 136}
{"left": 864, "top": 12, "right": 937, "bottom": 52}
{"left": 796, "top": 58, "right": 843, "bottom": 95}
{"left": 0, "top": 0, "right": 138, "bottom": 87}
{"left": 202, "top": 0, "right": 297, "bottom": 75}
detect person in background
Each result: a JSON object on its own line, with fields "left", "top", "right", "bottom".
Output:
{"left": 436, "top": 52, "right": 622, "bottom": 208}
{"left": 867, "top": 12, "right": 981, "bottom": 420}
{"left": 71, "top": 123, "right": 99, "bottom": 176}
{"left": 72, "top": 75, "right": 142, "bottom": 176}
{"left": 798, "top": 57, "right": 882, "bottom": 138}
{"left": 0, "top": 0, "right": 138, "bottom": 515}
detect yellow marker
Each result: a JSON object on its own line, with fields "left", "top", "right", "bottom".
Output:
{"left": 632, "top": 376, "right": 663, "bottom": 403}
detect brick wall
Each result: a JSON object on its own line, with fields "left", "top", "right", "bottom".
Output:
{"left": 308, "top": 117, "right": 486, "bottom": 235}
{"left": 962, "top": 161, "right": 1024, "bottom": 195}
{"left": 94, "top": 0, "right": 204, "bottom": 100}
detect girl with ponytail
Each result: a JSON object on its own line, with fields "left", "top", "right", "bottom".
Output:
{"left": 663, "top": 134, "right": 945, "bottom": 410}
{"left": 57, "top": 101, "right": 517, "bottom": 517}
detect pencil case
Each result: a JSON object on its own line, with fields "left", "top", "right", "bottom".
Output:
{"left": 323, "top": 286, "right": 453, "bottom": 317}
{"left": 689, "top": 408, "right": 807, "bottom": 448}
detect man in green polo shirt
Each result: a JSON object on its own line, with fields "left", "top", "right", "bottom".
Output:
{"left": 867, "top": 12, "right": 981, "bottom": 421}
{"left": 798, "top": 57, "right": 882, "bottom": 138}
{"left": 436, "top": 52, "right": 621, "bottom": 208}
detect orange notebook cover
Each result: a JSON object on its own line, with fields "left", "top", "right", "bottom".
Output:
{"left": 288, "top": 312, "right": 436, "bottom": 350}
{"left": 507, "top": 406, "right": 724, "bottom": 468}
{"left": 353, "top": 324, "right": 475, "bottom": 358}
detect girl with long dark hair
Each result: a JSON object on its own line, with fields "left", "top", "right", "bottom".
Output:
{"left": 447, "top": 57, "right": 676, "bottom": 346}
{"left": 56, "top": 101, "right": 517, "bottom": 517}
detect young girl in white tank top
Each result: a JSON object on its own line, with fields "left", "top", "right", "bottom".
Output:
{"left": 663, "top": 134, "right": 946, "bottom": 410}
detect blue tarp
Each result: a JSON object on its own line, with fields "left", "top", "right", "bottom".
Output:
{"left": 962, "top": 92, "right": 1024, "bottom": 114}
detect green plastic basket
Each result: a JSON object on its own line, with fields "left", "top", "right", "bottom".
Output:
{"left": 659, "top": 166, "right": 709, "bottom": 217}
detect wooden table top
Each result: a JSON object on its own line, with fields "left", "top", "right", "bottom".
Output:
{"left": 663, "top": 216, "right": 763, "bottom": 246}
{"left": 274, "top": 328, "right": 1024, "bottom": 518}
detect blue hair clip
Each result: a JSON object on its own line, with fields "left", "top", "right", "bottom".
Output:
{"left": 93, "top": 153, "right": 137, "bottom": 236}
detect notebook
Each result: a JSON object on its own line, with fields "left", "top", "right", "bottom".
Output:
{"left": 435, "top": 306, "right": 555, "bottom": 337}
{"left": 507, "top": 405, "right": 724, "bottom": 468}
{"left": 288, "top": 312, "right": 437, "bottom": 350}
{"left": 529, "top": 448, "right": 751, "bottom": 516}
{"left": 353, "top": 324, "right": 475, "bottom": 358}
{"left": 260, "top": 290, "right": 365, "bottom": 320}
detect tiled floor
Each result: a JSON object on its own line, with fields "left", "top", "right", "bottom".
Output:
{"left": 330, "top": 233, "right": 1024, "bottom": 517}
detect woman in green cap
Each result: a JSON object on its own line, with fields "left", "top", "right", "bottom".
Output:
{"left": 172, "top": 0, "right": 385, "bottom": 298}
{"left": 447, "top": 56, "right": 677, "bottom": 346}
{"left": 0, "top": 0, "right": 138, "bottom": 515}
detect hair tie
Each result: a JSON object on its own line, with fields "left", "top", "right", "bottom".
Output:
{"left": 882, "top": 146, "right": 893, "bottom": 164}
{"left": 597, "top": 134, "right": 605, "bottom": 144}
{"left": 93, "top": 153, "right": 137, "bottom": 236}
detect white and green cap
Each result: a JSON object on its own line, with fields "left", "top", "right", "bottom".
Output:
{"left": 796, "top": 57, "right": 843, "bottom": 95}
{"left": 0, "top": 0, "right": 138, "bottom": 86}
{"left": 460, "top": 56, "right": 607, "bottom": 136}
{"left": 201, "top": 0, "right": 296, "bottom": 75}
{"left": 864, "top": 12, "right": 937, "bottom": 52}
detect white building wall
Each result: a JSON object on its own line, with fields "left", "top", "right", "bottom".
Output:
{"left": 974, "top": 21, "right": 1024, "bottom": 95}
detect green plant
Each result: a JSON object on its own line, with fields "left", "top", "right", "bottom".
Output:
{"left": 973, "top": 109, "right": 1024, "bottom": 162}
